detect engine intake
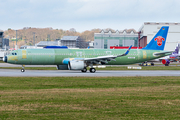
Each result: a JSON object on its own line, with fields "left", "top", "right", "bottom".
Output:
{"left": 162, "top": 59, "right": 170, "bottom": 66}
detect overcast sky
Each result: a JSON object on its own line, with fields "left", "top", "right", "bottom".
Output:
{"left": 1, "top": 0, "right": 180, "bottom": 32}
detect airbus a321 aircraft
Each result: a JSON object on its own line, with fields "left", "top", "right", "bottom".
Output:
{"left": 3, "top": 26, "right": 172, "bottom": 73}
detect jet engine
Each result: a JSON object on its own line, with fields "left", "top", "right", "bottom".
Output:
{"left": 161, "top": 59, "right": 170, "bottom": 66}
{"left": 68, "top": 60, "right": 85, "bottom": 70}
{"left": 62, "top": 58, "right": 85, "bottom": 70}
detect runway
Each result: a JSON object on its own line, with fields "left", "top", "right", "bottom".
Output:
{"left": 0, "top": 69, "right": 180, "bottom": 77}
{"left": 0, "top": 63, "right": 180, "bottom": 67}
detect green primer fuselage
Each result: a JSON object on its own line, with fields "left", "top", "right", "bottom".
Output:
{"left": 7, "top": 49, "right": 169, "bottom": 65}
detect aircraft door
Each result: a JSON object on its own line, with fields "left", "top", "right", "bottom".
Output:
{"left": 20, "top": 50, "right": 32, "bottom": 65}
{"left": 22, "top": 50, "right": 27, "bottom": 59}
{"left": 142, "top": 51, "right": 147, "bottom": 59}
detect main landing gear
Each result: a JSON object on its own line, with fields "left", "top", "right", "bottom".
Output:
{"left": 81, "top": 67, "right": 96, "bottom": 73}
{"left": 21, "top": 65, "right": 25, "bottom": 72}
{"left": 89, "top": 68, "right": 96, "bottom": 73}
{"left": 81, "top": 67, "right": 87, "bottom": 73}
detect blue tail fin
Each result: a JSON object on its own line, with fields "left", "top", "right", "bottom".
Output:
{"left": 142, "top": 26, "right": 169, "bottom": 50}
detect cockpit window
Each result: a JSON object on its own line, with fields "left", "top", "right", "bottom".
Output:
{"left": 12, "top": 53, "right": 17, "bottom": 55}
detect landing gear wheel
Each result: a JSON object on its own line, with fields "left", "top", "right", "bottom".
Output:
{"left": 151, "top": 62, "right": 154, "bottom": 66}
{"left": 21, "top": 69, "right": 25, "bottom": 72}
{"left": 81, "top": 68, "right": 87, "bottom": 73}
{"left": 165, "top": 64, "right": 169, "bottom": 66}
{"left": 21, "top": 65, "right": 25, "bottom": 72}
{"left": 90, "top": 68, "right": 96, "bottom": 73}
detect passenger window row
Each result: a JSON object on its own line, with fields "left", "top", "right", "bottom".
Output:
{"left": 28, "top": 53, "right": 120, "bottom": 55}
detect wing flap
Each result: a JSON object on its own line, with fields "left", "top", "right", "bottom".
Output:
{"left": 83, "top": 45, "right": 132, "bottom": 64}
{"left": 84, "top": 55, "right": 116, "bottom": 61}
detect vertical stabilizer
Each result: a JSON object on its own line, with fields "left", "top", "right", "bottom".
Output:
{"left": 172, "top": 43, "right": 180, "bottom": 54}
{"left": 142, "top": 26, "right": 169, "bottom": 50}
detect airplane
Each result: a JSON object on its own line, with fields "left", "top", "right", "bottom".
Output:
{"left": 139, "top": 43, "right": 180, "bottom": 66}
{"left": 160, "top": 43, "right": 180, "bottom": 66}
{"left": 3, "top": 26, "right": 172, "bottom": 73}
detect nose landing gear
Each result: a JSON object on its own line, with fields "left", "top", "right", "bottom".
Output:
{"left": 21, "top": 65, "right": 25, "bottom": 72}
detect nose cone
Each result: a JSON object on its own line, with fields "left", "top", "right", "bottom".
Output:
{"left": 3, "top": 56, "right": 7, "bottom": 63}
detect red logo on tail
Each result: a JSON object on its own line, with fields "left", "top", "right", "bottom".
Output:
{"left": 154, "top": 36, "right": 165, "bottom": 46}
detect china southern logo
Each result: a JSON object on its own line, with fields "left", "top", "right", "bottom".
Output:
{"left": 154, "top": 36, "right": 165, "bottom": 46}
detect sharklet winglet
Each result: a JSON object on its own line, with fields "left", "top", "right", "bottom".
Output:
{"left": 117, "top": 45, "right": 132, "bottom": 57}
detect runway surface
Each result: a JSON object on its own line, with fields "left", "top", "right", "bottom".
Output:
{"left": 0, "top": 69, "right": 180, "bottom": 77}
{"left": 1, "top": 63, "right": 180, "bottom": 67}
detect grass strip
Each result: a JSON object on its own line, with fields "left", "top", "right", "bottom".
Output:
{"left": 0, "top": 77, "right": 180, "bottom": 119}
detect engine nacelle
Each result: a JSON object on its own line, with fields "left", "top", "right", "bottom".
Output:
{"left": 68, "top": 60, "right": 85, "bottom": 70}
{"left": 62, "top": 58, "right": 85, "bottom": 70}
{"left": 62, "top": 58, "right": 71, "bottom": 65}
{"left": 161, "top": 59, "right": 170, "bottom": 65}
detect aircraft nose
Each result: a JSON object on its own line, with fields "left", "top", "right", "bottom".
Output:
{"left": 3, "top": 56, "right": 7, "bottom": 63}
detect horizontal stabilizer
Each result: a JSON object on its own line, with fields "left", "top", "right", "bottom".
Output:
{"left": 154, "top": 51, "right": 173, "bottom": 56}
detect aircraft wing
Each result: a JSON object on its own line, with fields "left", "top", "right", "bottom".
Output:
{"left": 84, "top": 45, "right": 132, "bottom": 64}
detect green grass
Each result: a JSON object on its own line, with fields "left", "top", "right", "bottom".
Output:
{"left": 1, "top": 77, "right": 180, "bottom": 119}
{"left": 0, "top": 61, "right": 5, "bottom": 63}
{"left": 1, "top": 66, "right": 180, "bottom": 70}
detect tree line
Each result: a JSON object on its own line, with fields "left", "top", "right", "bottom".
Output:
{"left": 3, "top": 27, "right": 134, "bottom": 48}
{"left": 4, "top": 27, "right": 102, "bottom": 48}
